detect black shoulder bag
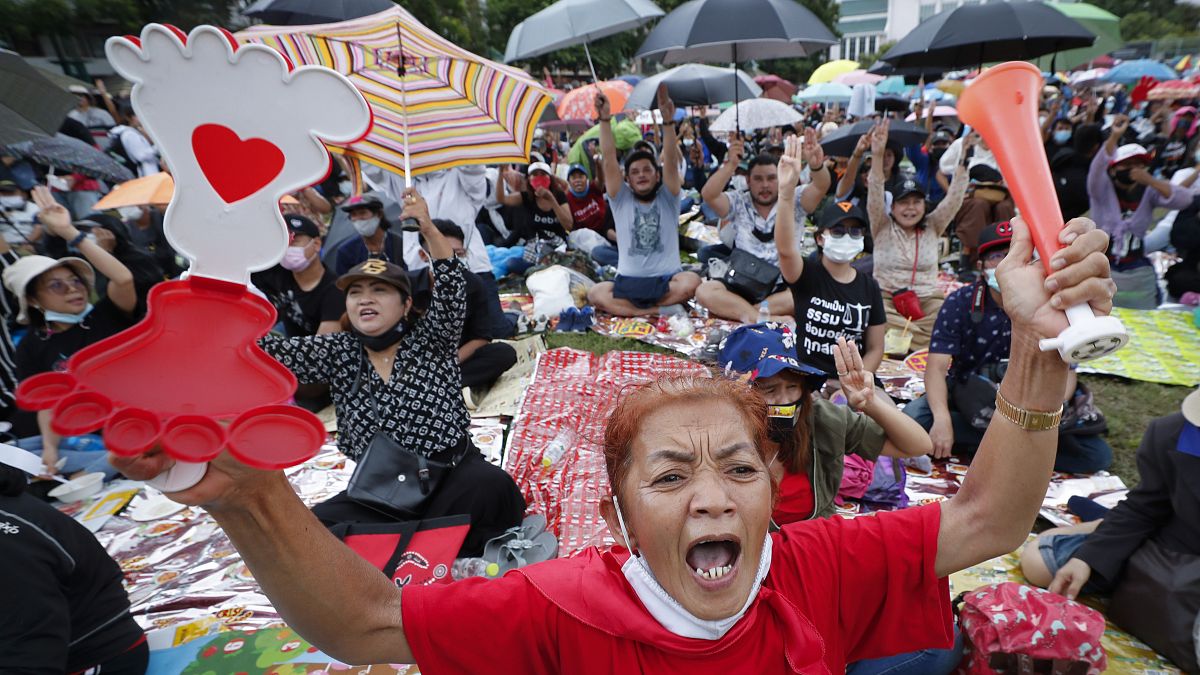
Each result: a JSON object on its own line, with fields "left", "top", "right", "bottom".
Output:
{"left": 722, "top": 248, "right": 780, "bottom": 305}
{"left": 345, "top": 349, "right": 467, "bottom": 519}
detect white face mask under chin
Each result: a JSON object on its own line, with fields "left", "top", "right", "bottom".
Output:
{"left": 613, "top": 496, "right": 773, "bottom": 641}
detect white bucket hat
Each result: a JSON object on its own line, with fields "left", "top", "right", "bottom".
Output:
{"left": 2, "top": 255, "right": 95, "bottom": 324}
{"left": 1184, "top": 388, "right": 1200, "bottom": 426}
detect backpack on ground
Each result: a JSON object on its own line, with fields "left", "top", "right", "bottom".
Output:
{"left": 956, "top": 582, "right": 1107, "bottom": 675}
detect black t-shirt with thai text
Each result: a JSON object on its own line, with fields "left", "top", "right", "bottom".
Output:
{"left": 789, "top": 254, "right": 886, "bottom": 375}
{"left": 251, "top": 266, "right": 344, "bottom": 337}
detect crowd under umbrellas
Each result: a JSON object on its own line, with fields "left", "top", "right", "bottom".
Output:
{"left": 2, "top": 0, "right": 1200, "bottom": 673}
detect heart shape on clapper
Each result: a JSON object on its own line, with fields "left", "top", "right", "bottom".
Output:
{"left": 192, "top": 124, "right": 285, "bottom": 204}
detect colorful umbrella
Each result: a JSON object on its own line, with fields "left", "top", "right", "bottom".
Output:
{"left": 1148, "top": 80, "right": 1200, "bottom": 101}
{"left": 237, "top": 6, "right": 553, "bottom": 180}
{"left": 809, "top": 60, "right": 859, "bottom": 84}
{"left": 2, "top": 134, "right": 134, "bottom": 184}
{"left": 835, "top": 70, "right": 883, "bottom": 86}
{"left": 556, "top": 80, "right": 632, "bottom": 121}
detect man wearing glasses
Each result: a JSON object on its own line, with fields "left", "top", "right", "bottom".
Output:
{"left": 904, "top": 220, "right": 1113, "bottom": 472}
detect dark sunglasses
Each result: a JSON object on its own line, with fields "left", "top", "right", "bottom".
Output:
{"left": 826, "top": 225, "right": 866, "bottom": 239}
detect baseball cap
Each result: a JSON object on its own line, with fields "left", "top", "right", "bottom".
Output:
{"left": 890, "top": 178, "right": 926, "bottom": 202}
{"left": 528, "top": 161, "right": 552, "bottom": 176}
{"left": 977, "top": 220, "right": 1014, "bottom": 257}
{"left": 1109, "top": 143, "right": 1153, "bottom": 167}
{"left": 0, "top": 180, "right": 20, "bottom": 192}
{"left": 283, "top": 214, "right": 320, "bottom": 239}
{"left": 2, "top": 255, "right": 95, "bottom": 324}
{"left": 969, "top": 164, "right": 1004, "bottom": 185}
{"left": 718, "top": 323, "right": 828, "bottom": 384}
{"left": 335, "top": 259, "right": 412, "bottom": 297}
{"left": 932, "top": 128, "right": 954, "bottom": 144}
{"left": 339, "top": 192, "right": 385, "bottom": 212}
{"left": 818, "top": 200, "right": 867, "bottom": 230}
{"left": 567, "top": 163, "right": 589, "bottom": 178}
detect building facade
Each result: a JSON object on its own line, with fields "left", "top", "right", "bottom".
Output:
{"left": 833, "top": 0, "right": 983, "bottom": 62}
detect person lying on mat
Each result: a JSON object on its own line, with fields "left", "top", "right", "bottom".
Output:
{"left": 110, "top": 215, "right": 1116, "bottom": 673}
{"left": 256, "top": 188, "right": 524, "bottom": 557}
{"left": 586, "top": 85, "right": 702, "bottom": 317}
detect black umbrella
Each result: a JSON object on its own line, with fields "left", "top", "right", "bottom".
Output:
{"left": 875, "top": 94, "right": 910, "bottom": 113}
{"left": 243, "top": 0, "right": 394, "bottom": 25}
{"left": 0, "top": 50, "right": 76, "bottom": 146}
{"left": 880, "top": 1, "right": 1095, "bottom": 71}
{"left": 627, "top": 64, "right": 762, "bottom": 108}
{"left": 867, "top": 60, "right": 944, "bottom": 85}
{"left": 635, "top": 0, "right": 836, "bottom": 63}
{"left": 819, "top": 119, "right": 929, "bottom": 157}
{"left": 2, "top": 134, "right": 134, "bottom": 184}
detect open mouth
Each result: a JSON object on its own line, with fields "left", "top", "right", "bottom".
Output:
{"left": 686, "top": 537, "right": 741, "bottom": 585}
{"left": 358, "top": 308, "right": 379, "bottom": 320}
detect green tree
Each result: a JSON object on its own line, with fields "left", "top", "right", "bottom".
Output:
{"left": 1088, "top": 0, "right": 1200, "bottom": 40}
{"left": 857, "top": 40, "right": 896, "bottom": 69}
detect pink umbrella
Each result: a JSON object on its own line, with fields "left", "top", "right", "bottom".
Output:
{"left": 906, "top": 105, "right": 958, "bottom": 122}
{"left": 753, "top": 74, "right": 797, "bottom": 97}
{"left": 835, "top": 70, "right": 884, "bottom": 86}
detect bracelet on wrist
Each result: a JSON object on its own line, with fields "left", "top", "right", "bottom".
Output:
{"left": 994, "top": 389, "right": 1063, "bottom": 431}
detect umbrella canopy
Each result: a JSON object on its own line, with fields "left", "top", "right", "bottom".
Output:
{"left": 635, "top": 0, "right": 837, "bottom": 64}
{"left": 835, "top": 70, "right": 883, "bottom": 86}
{"left": 753, "top": 74, "right": 796, "bottom": 94}
{"left": 0, "top": 50, "right": 77, "bottom": 146}
{"left": 710, "top": 98, "right": 801, "bottom": 133}
{"left": 2, "top": 134, "right": 134, "bottom": 184}
{"left": 504, "top": 0, "right": 664, "bottom": 64}
{"left": 243, "top": 0, "right": 394, "bottom": 24}
{"left": 558, "top": 80, "right": 633, "bottom": 119}
{"left": 567, "top": 119, "right": 641, "bottom": 165}
{"left": 238, "top": 6, "right": 553, "bottom": 177}
{"left": 615, "top": 74, "right": 643, "bottom": 86}
{"left": 906, "top": 105, "right": 958, "bottom": 122}
{"left": 876, "top": 76, "right": 912, "bottom": 96}
{"left": 880, "top": 1, "right": 1095, "bottom": 70}
{"left": 628, "top": 64, "right": 761, "bottom": 109}
{"left": 820, "top": 118, "right": 929, "bottom": 157}
{"left": 794, "top": 82, "right": 852, "bottom": 104}
{"left": 1031, "top": 3, "right": 1122, "bottom": 72}
{"left": 809, "top": 59, "right": 859, "bottom": 84}
{"left": 1102, "top": 59, "right": 1177, "bottom": 85}
{"left": 1070, "top": 67, "right": 1110, "bottom": 86}
{"left": 1148, "top": 80, "right": 1200, "bottom": 101}
{"left": 94, "top": 172, "right": 303, "bottom": 210}
{"left": 875, "top": 94, "right": 910, "bottom": 112}
{"left": 538, "top": 104, "right": 592, "bottom": 131}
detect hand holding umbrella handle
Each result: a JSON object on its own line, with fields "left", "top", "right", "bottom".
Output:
{"left": 958, "top": 62, "right": 1128, "bottom": 364}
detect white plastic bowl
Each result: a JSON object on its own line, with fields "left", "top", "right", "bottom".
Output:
{"left": 48, "top": 472, "right": 105, "bottom": 503}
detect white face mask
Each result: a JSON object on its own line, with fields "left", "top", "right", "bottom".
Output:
{"left": 612, "top": 496, "right": 773, "bottom": 641}
{"left": 352, "top": 215, "right": 380, "bottom": 237}
{"left": 822, "top": 234, "right": 865, "bottom": 263}
{"left": 0, "top": 196, "right": 25, "bottom": 209}
{"left": 985, "top": 268, "right": 1001, "bottom": 293}
{"left": 339, "top": 180, "right": 353, "bottom": 196}
{"left": 117, "top": 206, "right": 143, "bottom": 221}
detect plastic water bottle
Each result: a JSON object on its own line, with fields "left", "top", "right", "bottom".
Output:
{"left": 757, "top": 301, "right": 771, "bottom": 323}
{"left": 541, "top": 429, "right": 575, "bottom": 469}
{"left": 452, "top": 557, "right": 500, "bottom": 580}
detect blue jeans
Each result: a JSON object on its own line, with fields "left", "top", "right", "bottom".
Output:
{"left": 1036, "top": 533, "right": 1109, "bottom": 595}
{"left": 16, "top": 434, "right": 118, "bottom": 480}
{"left": 591, "top": 243, "right": 619, "bottom": 267}
{"left": 847, "top": 629, "right": 964, "bottom": 675}
{"left": 903, "top": 393, "right": 1112, "bottom": 473}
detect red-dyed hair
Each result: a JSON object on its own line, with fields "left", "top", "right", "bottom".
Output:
{"left": 603, "top": 375, "right": 775, "bottom": 502}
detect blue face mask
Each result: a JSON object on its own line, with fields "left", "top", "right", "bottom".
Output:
{"left": 1053, "top": 130, "right": 1072, "bottom": 144}
{"left": 568, "top": 185, "right": 589, "bottom": 198}
{"left": 43, "top": 303, "right": 94, "bottom": 325}
{"left": 984, "top": 269, "right": 1001, "bottom": 293}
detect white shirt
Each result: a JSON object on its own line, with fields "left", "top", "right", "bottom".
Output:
{"left": 111, "top": 125, "right": 160, "bottom": 177}
{"left": 67, "top": 107, "right": 115, "bottom": 129}
{"left": 938, "top": 137, "right": 997, "bottom": 174}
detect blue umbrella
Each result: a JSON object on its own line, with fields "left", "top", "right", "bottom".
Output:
{"left": 1102, "top": 59, "right": 1177, "bottom": 85}
{"left": 876, "top": 76, "right": 911, "bottom": 96}
{"left": 794, "top": 82, "right": 852, "bottom": 104}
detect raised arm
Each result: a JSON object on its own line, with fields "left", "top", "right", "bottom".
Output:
{"left": 836, "top": 133, "right": 871, "bottom": 201}
{"left": 798, "top": 127, "right": 831, "bottom": 215}
{"left": 834, "top": 337, "right": 932, "bottom": 457}
{"left": 866, "top": 122, "right": 889, "bottom": 237}
{"left": 657, "top": 85, "right": 683, "bottom": 196}
{"left": 935, "top": 216, "right": 1114, "bottom": 577}
{"left": 31, "top": 186, "right": 136, "bottom": 315}
{"left": 496, "top": 166, "right": 524, "bottom": 207}
{"left": 775, "top": 136, "right": 806, "bottom": 284}
{"left": 596, "top": 92, "right": 622, "bottom": 200}
{"left": 701, "top": 136, "right": 744, "bottom": 218}
{"left": 1105, "top": 113, "right": 1129, "bottom": 157}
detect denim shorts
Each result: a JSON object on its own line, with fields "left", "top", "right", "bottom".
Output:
{"left": 613, "top": 274, "right": 673, "bottom": 308}
{"left": 1038, "top": 533, "right": 1106, "bottom": 595}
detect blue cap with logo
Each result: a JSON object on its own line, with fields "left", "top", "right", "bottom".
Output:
{"left": 718, "top": 322, "right": 828, "bottom": 383}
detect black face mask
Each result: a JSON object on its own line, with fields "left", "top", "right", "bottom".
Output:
{"left": 1113, "top": 169, "right": 1133, "bottom": 185}
{"left": 766, "top": 398, "right": 803, "bottom": 443}
{"left": 930, "top": 149, "right": 946, "bottom": 164}
{"left": 353, "top": 317, "right": 410, "bottom": 352}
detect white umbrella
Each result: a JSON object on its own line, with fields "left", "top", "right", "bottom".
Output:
{"left": 710, "top": 98, "right": 801, "bottom": 133}
{"left": 505, "top": 0, "right": 664, "bottom": 81}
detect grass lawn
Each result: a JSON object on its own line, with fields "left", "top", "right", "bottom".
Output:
{"left": 543, "top": 332, "right": 1192, "bottom": 488}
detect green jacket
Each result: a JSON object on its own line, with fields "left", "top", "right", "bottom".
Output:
{"left": 801, "top": 398, "right": 888, "bottom": 520}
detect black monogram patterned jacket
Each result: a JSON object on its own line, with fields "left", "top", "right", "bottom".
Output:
{"left": 261, "top": 258, "right": 468, "bottom": 458}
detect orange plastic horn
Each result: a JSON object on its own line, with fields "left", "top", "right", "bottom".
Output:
{"left": 958, "top": 62, "right": 1128, "bottom": 363}
{"left": 957, "top": 62, "right": 1060, "bottom": 275}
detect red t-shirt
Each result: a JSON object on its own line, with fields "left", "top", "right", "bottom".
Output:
{"left": 773, "top": 471, "right": 816, "bottom": 525}
{"left": 566, "top": 185, "right": 608, "bottom": 233}
{"left": 401, "top": 504, "right": 952, "bottom": 674}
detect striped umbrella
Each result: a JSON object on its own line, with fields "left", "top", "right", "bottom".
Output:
{"left": 237, "top": 6, "right": 552, "bottom": 182}
{"left": 556, "top": 81, "right": 632, "bottom": 121}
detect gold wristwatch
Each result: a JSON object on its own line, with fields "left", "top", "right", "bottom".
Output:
{"left": 994, "top": 390, "right": 1063, "bottom": 431}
